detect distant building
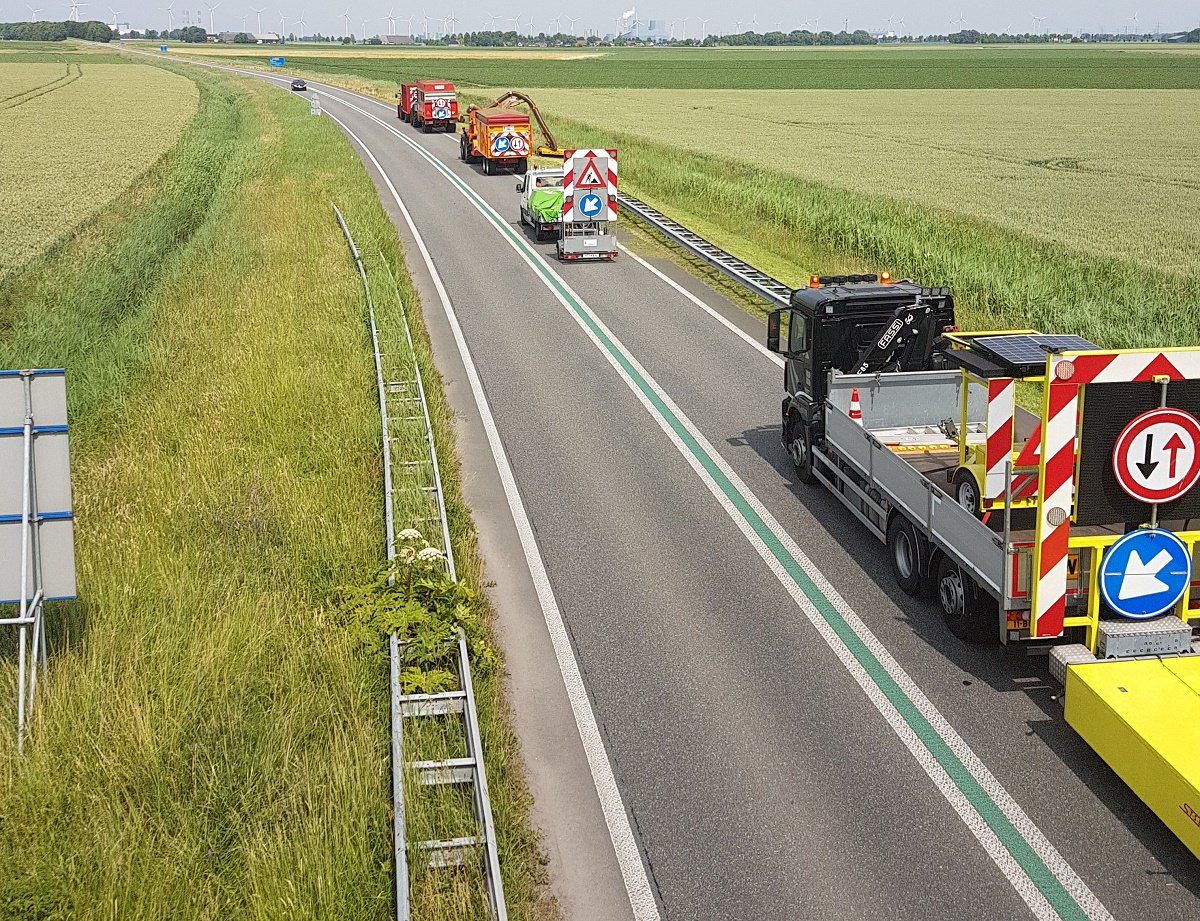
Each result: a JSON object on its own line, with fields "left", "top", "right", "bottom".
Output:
{"left": 251, "top": 32, "right": 280, "bottom": 43}
{"left": 381, "top": 34, "right": 414, "bottom": 44}
{"left": 1163, "top": 32, "right": 1189, "bottom": 43}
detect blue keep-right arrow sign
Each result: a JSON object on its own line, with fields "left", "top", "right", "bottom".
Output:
{"left": 1099, "top": 528, "right": 1192, "bottom": 619}
{"left": 579, "top": 193, "right": 602, "bottom": 218}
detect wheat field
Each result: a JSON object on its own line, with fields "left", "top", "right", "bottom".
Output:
{"left": 0, "top": 61, "right": 197, "bottom": 279}
{"left": 513, "top": 87, "right": 1200, "bottom": 276}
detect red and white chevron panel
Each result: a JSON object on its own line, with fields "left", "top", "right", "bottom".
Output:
{"left": 1052, "top": 349, "right": 1200, "bottom": 385}
{"left": 985, "top": 378, "right": 1015, "bottom": 501}
{"left": 1031, "top": 381, "right": 1079, "bottom": 638}
{"left": 562, "top": 148, "right": 619, "bottom": 222}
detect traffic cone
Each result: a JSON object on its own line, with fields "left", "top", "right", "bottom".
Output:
{"left": 849, "top": 388, "right": 864, "bottom": 426}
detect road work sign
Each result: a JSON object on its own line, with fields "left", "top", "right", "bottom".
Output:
{"left": 562, "top": 148, "right": 618, "bottom": 223}
{"left": 1099, "top": 528, "right": 1192, "bottom": 619}
{"left": 1112, "top": 407, "right": 1200, "bottom": 505}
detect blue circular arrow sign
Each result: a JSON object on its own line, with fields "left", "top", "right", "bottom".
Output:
{"left": 579, "top": 193, "right": 603, "bottom": 218}
{"left": 1099, "top": 528, "right": 1192, "bottom": 619}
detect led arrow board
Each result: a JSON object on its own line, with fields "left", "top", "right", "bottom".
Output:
{"left": 1112, "top": 407, "right": 1200, "bottom": 505}
{"left": 1099, "top": 528, "right": 1192, "bottom": 619}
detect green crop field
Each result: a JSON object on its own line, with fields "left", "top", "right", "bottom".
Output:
{"left": 0, "top": 60, "right": 197, "bottom": 280}
{"left": 162, "top": 42, "right": 1200, "bottom": 89}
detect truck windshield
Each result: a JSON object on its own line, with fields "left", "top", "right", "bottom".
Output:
{"left": 535, "top": 175, "right": 563, "bottom": 189}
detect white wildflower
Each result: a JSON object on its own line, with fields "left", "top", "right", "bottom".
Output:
{"left": 398, "top": 528, "right": 422, "bottom": 542}
{"left": 416, "top": 546, "right": 444, "bottom": 563}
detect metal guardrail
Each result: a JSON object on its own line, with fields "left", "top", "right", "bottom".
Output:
{"left": 617, "top": 193, "right": 794, "bottom": 310}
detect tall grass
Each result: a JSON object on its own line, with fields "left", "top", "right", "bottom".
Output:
{"left": 535, "top": 107, "right": 1200, "bottom": 347}
{"left": 0, "top": 64, "right": 550, "bottom": 920}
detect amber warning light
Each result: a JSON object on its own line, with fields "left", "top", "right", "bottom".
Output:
{"left": 809, "top": 274, "right": 821, "bottom": 288}
{"left": 880, "top": 271, "right": 892, "bottom": 284}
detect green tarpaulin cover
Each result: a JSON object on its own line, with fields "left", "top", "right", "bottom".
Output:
{"left": 529, "top": 188, "right": 563, "bottom": 223}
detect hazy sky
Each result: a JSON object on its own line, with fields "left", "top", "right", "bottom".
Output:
{"left": 34, "top": 0, "right": 1200, "bottom": 41}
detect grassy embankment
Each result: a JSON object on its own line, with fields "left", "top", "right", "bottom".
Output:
{"left": 175, "top": 45, "right": 1200, "bottom": 349}
{"left": 0, "top": 56, "right": 549, "bottom": 920}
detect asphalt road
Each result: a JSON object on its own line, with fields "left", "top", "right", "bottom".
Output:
{"left": 156, "top": 58, "right": 1200, "bottom": 921}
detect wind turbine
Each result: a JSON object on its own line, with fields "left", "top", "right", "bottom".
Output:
{"left": 566, "top": 14, "right": 579, "bottom": 33}
{"left": 68, "top": 0, "right": 86, "bottom": 21}
{"left": 296, "top": 10, "right": 306, "bottom": 33}
{"left": 698, "top": 15, "right": 710, "bottom": 37}
{"left": 1031, "top": 13, "right": 1046, "bottom": 34}
{"left": 252, "top": 5, "right": 263, "bottom": 31}
{"left": 27, "top": 3, "right": 43, "bottom": 18}
{"left": 383, "top": 8, "right": 396, "bottom": 31}
{"left": 526, "top": 12, "right": 536, "bottom": 33}
{"left": 204, "top": 0, "right": 218, "bottom": 32}
{"left": 951, "top": 11, "right": 966, "bottom": 28}
{"left": 400, "top": 13, "right": 412, "bottom": 33}
{"left": 447, "top": 9, "right": 459, "bottom": 32}
{"left": 1129, "top": 11, "right": 1139, "bottom": 35}
{"left": 342, "top": 7, "right": 351, "bottom": 35}
{"left": 278, "top": 12, "right": 287, "bottom": 34}
{"left": 108, "top": 5, "right": 120, "bottom": 27}
{"left": 549, "top": 12, "right": 561, "bottom": 32}
{"left": 159, "top": 1, "right": 171, "bottom": 31}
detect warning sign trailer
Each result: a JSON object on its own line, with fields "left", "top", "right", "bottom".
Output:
{"left": 557, "top": 148, "right": 618, "bottom": 262}
{"left": 764, "top": 282, "right": 1200, "bottom": 856}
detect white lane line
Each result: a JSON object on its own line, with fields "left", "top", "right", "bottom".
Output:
{"left": 316, "top": 94, "right": 1111, "bottom": 921}
{"left": 617, "top": 245, "right": 784, "bottom": 367}
{"left": 323, "top": 110, "right": 662, "bottom": 921}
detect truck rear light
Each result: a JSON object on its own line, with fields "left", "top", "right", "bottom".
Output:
{"left": 1006, "top": 610, "right": 1031, "bottom": 630}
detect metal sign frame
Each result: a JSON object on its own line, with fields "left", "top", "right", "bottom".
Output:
{"left": 1, "top": 369, "right": 75, "bottom": 749}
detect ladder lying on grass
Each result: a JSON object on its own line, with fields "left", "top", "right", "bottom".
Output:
{"left": 333, "top": 205, "right": 506, "bottom": 921}
{"left": 392, "top": 629, "right": 507, "bottom": 920}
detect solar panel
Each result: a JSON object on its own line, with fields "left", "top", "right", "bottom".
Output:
{"left": 971, "top": 333, "right": 1101, "bottom": 372}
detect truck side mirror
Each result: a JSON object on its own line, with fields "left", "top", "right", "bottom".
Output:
{"left": 516, "top": 179, "right": 525, "bottom": 192}
{"left": 767, "top": 310, "right": 788, "bottom": 353}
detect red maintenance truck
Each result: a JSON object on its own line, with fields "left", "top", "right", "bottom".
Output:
{"left": 408, "top": 80, "right": 458, "bottom": 132}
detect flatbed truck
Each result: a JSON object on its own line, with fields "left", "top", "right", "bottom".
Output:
{"left": 768, "top": 275, "right": 1200, "bottom": 857}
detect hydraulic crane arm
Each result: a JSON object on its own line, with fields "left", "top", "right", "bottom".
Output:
{"left": 474, "top": 90, "right": 565, "bottom": 157}
{"left": 852, "top": 297, "right": 937, "bottom": 374}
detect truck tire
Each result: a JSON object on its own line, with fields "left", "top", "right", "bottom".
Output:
{"left": 953, "top": 468, "right": 982, "bottom": 516}
{"left": 459, "top": 135, "right": 467, "bottom": 161}
{"left": 786, "top": 417, "right": 816, "bottom": 484}
{"left": 887, "top": 515, "right": 924, "bottom": 597}
{"left": 515, "top": 158, "right": 528, "bottom": 175}
{"left": 936, "top": 554, "right": 996, "bottom": 643}
{"left": 482, "top": 158, "right": 492, "bottom": 176}
{"left": 422, "top": 121, "right": 433, "bottom": 134}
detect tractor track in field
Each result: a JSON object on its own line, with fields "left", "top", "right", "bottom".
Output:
{"left": 0, "top": 62, "right": 82, "bottom": 111}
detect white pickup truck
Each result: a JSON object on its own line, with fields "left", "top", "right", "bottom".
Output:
{"left": 517, "top": 168, "right": 564, "bottom": 241}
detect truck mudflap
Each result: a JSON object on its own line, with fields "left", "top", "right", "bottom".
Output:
{"left": 557, "top": 233, "right": 618, "bottom": 261}
{"left": 1064, "top": 654, "right": 1200, "bottom": 859}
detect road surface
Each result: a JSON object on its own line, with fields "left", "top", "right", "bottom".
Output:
{"left": 148, "top": 54, "right": 1200, "bottom": 921}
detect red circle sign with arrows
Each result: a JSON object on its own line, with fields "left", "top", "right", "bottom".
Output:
{"left": 1112, "top": 407, "right": 1200, "bottom": 504}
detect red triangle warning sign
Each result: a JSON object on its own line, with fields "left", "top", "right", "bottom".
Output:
{"left": 575, "top": 158, "right": 606, "bottom": 189}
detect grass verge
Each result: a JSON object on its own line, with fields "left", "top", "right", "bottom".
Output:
{"left": 0, "top": 60, "right": 551, "bottom": 920}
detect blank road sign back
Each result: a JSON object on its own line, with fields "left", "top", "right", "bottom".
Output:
{"left": 0, "top": 370, "right": 77, "bottom": 605}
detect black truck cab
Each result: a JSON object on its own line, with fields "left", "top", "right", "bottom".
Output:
{"left": 767, "top": 276, "right": 955, "bottom": 481}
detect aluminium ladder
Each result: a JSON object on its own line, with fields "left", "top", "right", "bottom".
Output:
{"left": 393, "top": 629, "right": 507, "bottom": 920}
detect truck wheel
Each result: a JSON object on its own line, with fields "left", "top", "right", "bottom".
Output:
{"left": 887, "top": 516, "right": 923, "bottom": 597}
{"left": 482, "top": 158, "right": 492, "bottom": 175}
{"left": 422, "top": 121, "right": 432, "bottom": 134}
{"left": 936, "top": 554, "right": 996, "bottom": 643}
{"left": 786, "top": 418, "right": 815, "bottom": 485}
{"left": 953, "top": 468, "right": 982, "bottom": 516}
{"left": 515, "top": 158, "right": 528, "bottom": 175}
{"left": 459, "top": 136, "right": 467, "bottom": 161}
